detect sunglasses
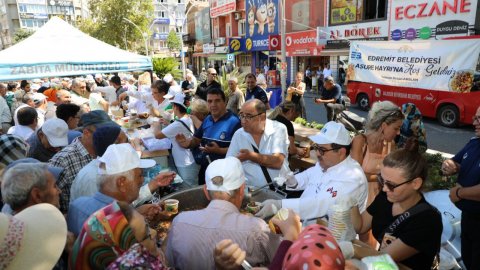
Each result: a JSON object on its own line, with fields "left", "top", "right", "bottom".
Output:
{"left": 377, "top": 173, "right": 416, "bottom": 191}
{"left": 311, "top": 144, "right": 340, "bottom": 156}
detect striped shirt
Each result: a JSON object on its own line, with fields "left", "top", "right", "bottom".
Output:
{"left": 166, "top": 200, "right": 281, "bottom": 269}
{"left": 50, "top": 137, "right": 93, "bottom": 213}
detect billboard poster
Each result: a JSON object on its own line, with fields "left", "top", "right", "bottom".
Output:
{"left": 330, "top": 0, "right": 356, "bottom": 24}
{"left": 285, "top": 0, "right": 325, "bottom": 32}
{"left": 229, "top": 38, "right": 245, "bottom": 52}
{"left": 195, "top": 8, "right": 212, "bottom": 44}
{"left": 210, "top": 0, "right": 236, "bottom": 18}
{"left": 348, "top": 40, "right": 480, "bottom": 92}
{"left": 245, "top": 0, "right": 279, "bottom": 51}
{"left": 286, "top": 30, "right": 324, "bottom": 56}
{"left": 390, "top": 0, "right": 478, "bottom": 40}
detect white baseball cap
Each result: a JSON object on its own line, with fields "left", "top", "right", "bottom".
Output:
{"left": 163, "top": 73, "right": 174, "bottom": 84}
{"left": 309, "top": 121, "right": 352, "bottom": 146}
{"left": 205, "top": 157, "right": 246, "bottom": 192}
{"left": 32, "top": 92, "right": 46, "bottom": 105}
{"left": 170, "top": 93, "right": 186, "bottom": 109}
{"left": 98, "top": 143, "right": 155, "bottom": 175}
{"left": 41, "top": 118, "right": 69, "bottom": 147}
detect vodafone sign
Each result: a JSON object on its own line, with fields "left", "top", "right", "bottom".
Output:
{"left": 286, "top": 30, "right": 324, "bottom": 57}
{"left": 269, "top": 35, "right": 281, "bottom": 51}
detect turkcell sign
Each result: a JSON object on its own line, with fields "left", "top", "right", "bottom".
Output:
{"left": 245, "top": 0, "right": 279, "bottom": 51}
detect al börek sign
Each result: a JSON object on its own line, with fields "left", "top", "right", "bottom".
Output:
{"left": 348, "top": 40, "right": 480, "bottom": 92}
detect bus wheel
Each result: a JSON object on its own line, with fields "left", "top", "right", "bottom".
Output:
{"left": 437, "top": 105, "right": 459, "bottom": 128}
{"left": 357, "top": 94, "right": 369, "bottom": 111}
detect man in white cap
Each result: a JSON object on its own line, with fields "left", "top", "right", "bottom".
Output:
{"left": 256, "top": 121, "right": 368, "bottom": 222}
{"left": 163, "top": 73, "right": 182, "bottom": 98}
{"left": 67, "top": 143, "right": 174, "bottom": 236}
{"left": 166, "top": 157, "right": 280, "bottom": 269}
{"left": 32, "top": 92, "right": 48, "bottom": 127}
{"left": 26, "top": 118, "right": 69, "bottom": 162}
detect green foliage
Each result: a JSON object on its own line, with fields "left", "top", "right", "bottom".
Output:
{"left": 78, "top": 0, "right": 153, "bottom": 52}
{"left": 423, "top": 153, "right": 456, "bottom": 192}
{"left": 152, "top": 57, "right": 182, "bottom": 80}
{"left": 166, "top": 30, "right": 181, "bottom": 52}
{"left": 217, "top": 66, "right": 249, "bottom": 97}
{"left": 12, "top": 28, "right": 35, "bottom": 44}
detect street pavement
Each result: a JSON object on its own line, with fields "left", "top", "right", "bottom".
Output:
{"left": 302, "top": 91, "right": 475, "bottom": 155}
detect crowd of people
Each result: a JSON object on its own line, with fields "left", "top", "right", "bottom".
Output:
{"left": 0, "top": 68, "right": 478, "bottom": 270}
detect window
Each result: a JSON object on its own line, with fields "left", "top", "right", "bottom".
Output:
{"left": 329, "top": 0, "right": 387, "bottom": 25}
{"left": 238, "top": 19, "right": 245, "bottom": 36}
{"left": 226, "top": 23, "right": 231, "bottom": 37}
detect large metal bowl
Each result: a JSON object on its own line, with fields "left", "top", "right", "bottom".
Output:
{"left": 161, "top": 186, "right": 285, "bottom": 211}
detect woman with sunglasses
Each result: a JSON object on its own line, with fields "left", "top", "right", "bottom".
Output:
{"left": 350, "top": 100, "right": 404, "bottom": 247}
{"left": 351, "top": 143, "right": 442, "bottom": 270}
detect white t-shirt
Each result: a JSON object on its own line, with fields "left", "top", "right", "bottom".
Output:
{"left": 7, "top": 125, "right": 34, "bottom": 141}
{"left": 226, "top": 119, "right": 289, "bottom": 187}
{"left": 323, "top": 67, "right": 332, "bottom": 78}
{"left": 94, "top": 86, "right": 117, "bottom": 104}
{"left": 282, "top": 156, "right": 368, "bottom": 220}
{"left": 161, "top": 115, "right": 195, "bottom": 167}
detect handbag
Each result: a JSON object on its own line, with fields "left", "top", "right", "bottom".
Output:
{"left": 250, "top": 144, "right": 275, "bottom": 190}
{"left": 175, "top": 119, "right": 206, "bottom": 166}
{"left": 381, "top": 202, "right": 440, "bottom": 270}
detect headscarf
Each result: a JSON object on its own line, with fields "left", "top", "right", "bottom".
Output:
{"left": 398, "top": 103, "right": 427, "bottom": 153}
{"left": 106, "top": 243, "right": 168, "bottom": 270}
{"left": 69, "top": 201, "right": 136, "bottom": 270}
{"left": 282, "top": 224, "right": 345, "bottom": 270}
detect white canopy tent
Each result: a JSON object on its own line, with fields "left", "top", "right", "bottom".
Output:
{"left": 0, "top": 17, "right": 152, "bottom": 81}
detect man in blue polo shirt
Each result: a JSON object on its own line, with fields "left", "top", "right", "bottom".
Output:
{"left": 176, "top": 88, "right": 241, "bottom": 185}
{"left": 245, "top": 73, "right": 269, "bottom": 108}
{"left": 443, "top": 106, "right": 480, "bottom": 270}
{"left": 314, "top": 76, "right": 343, "bottom": 121}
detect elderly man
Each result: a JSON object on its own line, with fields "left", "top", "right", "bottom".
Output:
{"left": 67, "top": 143, "right": 175, "bottom": 236}
{"left": 176, "top": 88, "right": 241, "bottom": 185}
{"left": 314, "top": 76, "right": 344, "bottom": 121}
{"left": 226, "top": 99, "right": 289, "bottom": 188}
{"left": 443, "top": 106, "right": 480, "bottom": 270}
{"left": 26, "top": 118, "right": 69, "bottom": 162}
{"left": 1, "top": 160, "right": 62, "bottom": 215}
{"left": 8, "top": 106, "right": 37, "bottom": 140}
{"left": 166, "top": 157, "right": 280, "bottom": 269}
{"left": 13, "top": 93, "right": 35, "bottom": 126}
{"left": 196, "top": 68, "right": 222, "bottom": 101}
{"left": 95, "top": 73, "right": 109, "bottom": 87}
{"left": 181, "top": 73, "right": 196, "bottom": 96}
{"left": 245, "top": 73, "right": 268, "bottom": 107}
{"left": 226, "top": 77, "right": 245, "bottom": 115}
{"left": 0, "top": 83, "right": 12, "bottom": 134}
{"left": 257, "top": 121, "right": 368, "bottom": 222}
{"left": 33, "top": 92, "right": 48, "bottom": 127}
{"left": 49, "top": 110, "right": 118, "bottom": 213}
{"left": 70, "top": 77, "right": 90, "bottom": 108}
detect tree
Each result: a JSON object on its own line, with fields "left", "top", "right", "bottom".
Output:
{"left": 12, "top": 28, "right": 35, "bottom": 44}
{"left": 152, "top": 57, "right": 182, "bottom": 80}
{"left": 166, "top": 30, "right": 181, "bottom": 53}
{"left": 77, "top": 0, "right": 153, "bottom": 51}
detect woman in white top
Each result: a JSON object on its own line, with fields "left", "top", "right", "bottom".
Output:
{"left": 120, "top": 80, "right": 171, "bottom": 117}
{"left": 155, "top": 93, "right": 199, "bottom": 187}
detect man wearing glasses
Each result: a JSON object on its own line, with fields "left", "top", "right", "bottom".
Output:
{"left": 226, "top": 99, "right": 289, "bottom": 188}
{"left": 443, "top": 106, "right": 480, "bottom": 270}
{"left": 256, "top": 121, "right": 368, "bottom": 222}
{"left": 196, "top": 68, "right": 222, "bottom": 101}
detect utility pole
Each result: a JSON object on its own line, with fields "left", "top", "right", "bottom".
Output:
{"left": 280, "top": 0, "right": 287, "bottom": 101}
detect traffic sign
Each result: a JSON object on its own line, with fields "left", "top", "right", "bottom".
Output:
{"left": 227, "top": 53, "right": 235, "bottom": 62}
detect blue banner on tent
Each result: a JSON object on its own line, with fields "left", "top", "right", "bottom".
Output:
{"left": 245, "top": 0, "right": 279, "bottom": 51}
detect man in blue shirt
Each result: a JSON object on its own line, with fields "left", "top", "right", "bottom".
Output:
{"left": 314, "top": 76, "right": 343, "bottom": 121}
{"left": 443, "top": 106, "right": 480, "bottom": 270}
{"left": 245, "top": 73, "right": 269, "bottom": 108}
{"left": 176, "top": 88, "right": 241, "bottom": 185}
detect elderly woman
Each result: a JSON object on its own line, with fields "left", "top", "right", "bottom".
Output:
{"left": 351, "top": 145, "right": 442, "bottom": 270}
{"left": 189, "top": 98, "right": 209, "bottom": 130}
{"left": 350, "top": 101, "right": 404, "bottom": 246}
{"left": 70, "top": 201, "right": 168, "bottom": 270}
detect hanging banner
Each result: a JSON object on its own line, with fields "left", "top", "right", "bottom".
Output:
{"left": 245, "top": 0, "right": 279, "bottom": 51}
{"left": 195, "top": 8, "right": 212, "bottom": 44}
{"left": 210, "top": 0, "right": 236, "bottom": 18}
{"left": 348, "top": 40, "right": 480, "bottom": 92}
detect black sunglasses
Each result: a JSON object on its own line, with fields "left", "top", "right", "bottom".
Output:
{"left": 311, "top": 144, "right": 340, "bottom": 156}
{"left": 377, "top": 173, "right": 416, "bottom": 191}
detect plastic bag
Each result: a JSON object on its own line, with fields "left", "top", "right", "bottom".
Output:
{"left": 328, "top": 197, "right": 356, "bottom": 241}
